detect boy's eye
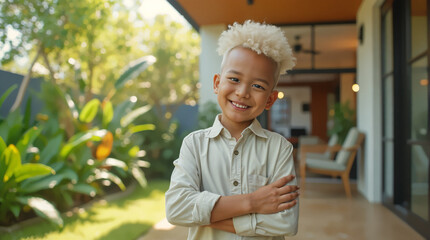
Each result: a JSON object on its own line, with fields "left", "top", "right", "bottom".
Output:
{"left": 252, "top": 84, "right": 265, "bottom": 90}
{"left": 229, "top": 77, "right": 239, "bottom": 82}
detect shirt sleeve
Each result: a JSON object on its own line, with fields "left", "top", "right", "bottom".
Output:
{"left": 165, "top": 135, "right": 221, "bottom": 227}
{"left": 233, "top": 139, "right": 299, "bottom": 237}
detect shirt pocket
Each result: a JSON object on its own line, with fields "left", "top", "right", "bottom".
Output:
{"left": 248, "top": 174, "right": 268, "bottom": 193}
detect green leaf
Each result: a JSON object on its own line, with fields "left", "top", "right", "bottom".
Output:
{"left": 0, "top": 84, "right": 18, "bottom": 109}
{"left": 10, "top": 203, "right": 21, "bottom": 218}
{"left": 102, "top": 101, "right": 114, "bottom": 128}
{"left": 120, "top": 105, "right": 152, "bottom": 127}
{"left": 108, "top": 99, "right": 135, "bottom": 130}
{"left": 131, "top": 164, "right": 147, "bottom": 188}
{"left": 102, "top": 158, "right": 127, "bottom": 170}
{"left": 0, "top": 137, "right": 6, "bottom": 154}
{"left": 20, "top": 168, "right": 77, "bottom": 193}
{"left": 128, "top": 146, "right": 140, "bottom": 158}
{"left": 23, "top": 97, "right": 32, "bottom": 129}
{"left": 64, "top": 94, "right": 79, "bottom": 120}
{"left": 129, "top": 124, "right": 155, "bottom": 134}
{"left": 60, "top": 129, "right": 107, "bottom": 158}
{"left": 16, "top": 126, "right": 42, "bottom": 159}
{"left": 14, "top": 163, "right": 55, "bottom": 183}
{"left": 79, "top": 99, "right": 100, "bottom": 123}
{"left": 115, "top": 56, "right": 156, "bottom": 89}
{"left": 94, "top": 170, "right": 125, "bottom": 191}
{"left": 27, "top": 197, "right": 63, "bottom": 228}
{"left": 1, "top": 145, "right": 21, "bottom": 183}
{"left": 39, "top": 134, "right": 63, "bottom": 164}
{"left": 69, "top": 183, "right": 97, "bottom": 197}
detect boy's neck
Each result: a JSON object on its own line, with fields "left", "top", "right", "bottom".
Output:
{"left": 219, "top": 114, "right": 254, "bottom": 141}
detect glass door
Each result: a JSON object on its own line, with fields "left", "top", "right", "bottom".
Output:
{"left": 381, "top": 0, "right": 430, "bottom": 237}
{"left": 408, "top": 0, "right": 429, "bottom": 221}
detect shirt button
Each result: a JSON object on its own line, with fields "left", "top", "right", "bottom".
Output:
{"left": 234, "top": 150, "right": 239, "bottom": 155}
{"left": 233, "top": 181, "right": 239, "bottom": 186}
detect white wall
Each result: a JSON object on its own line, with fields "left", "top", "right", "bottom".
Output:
{"left": 356, "top": 0, "right": 384, "bottom": 202}
{"left": 199, "top": 24, "right": 225, "bottom": 107}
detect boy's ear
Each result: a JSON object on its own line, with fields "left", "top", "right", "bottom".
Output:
{"left": 213, "top": 74, "right": 220, "bottom": 94}
{"left": 265, "top": 90, "right": 278, "bottom": 110}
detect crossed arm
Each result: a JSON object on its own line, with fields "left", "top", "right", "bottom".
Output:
{"left": 165, "top": 138, "right": 299, "bottom": 236}
{"left": 207, "top": 175, "right": 299, "bottom": 233}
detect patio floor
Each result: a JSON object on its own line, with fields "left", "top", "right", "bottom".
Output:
{"left": 138, "top": 178, "right": 425, "bottom": 240}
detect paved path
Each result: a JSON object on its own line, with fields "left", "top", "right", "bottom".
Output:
{"left": 137, "top": 218, "right": 188, "bottom": 240}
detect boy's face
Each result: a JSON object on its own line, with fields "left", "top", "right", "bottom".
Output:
{"left": 214, "top": 47, "right": 278, "bottom": 128}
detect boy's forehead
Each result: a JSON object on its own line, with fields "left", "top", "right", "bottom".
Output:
{"left": 222, "top": 47, "right": 277, "bottom": 77}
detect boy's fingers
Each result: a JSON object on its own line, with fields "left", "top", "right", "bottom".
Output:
{"left": 273, "top": 175, "right": 295, "bottom": 188}
{"left": 278, "top": 199, "right": 297, "bottom": 211}
{"left": 280, "top": 192, "right": 299, "bottom": 203}
{"left": 279, "top": 184, "right": 299, "bottom": 194}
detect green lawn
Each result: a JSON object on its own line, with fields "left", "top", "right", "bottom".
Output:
{"left": 1, "top": 180, "right": 170, "bottom": 240}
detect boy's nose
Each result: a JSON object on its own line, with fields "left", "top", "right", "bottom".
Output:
{"left": 235, "top": 85, "right": 250, "bottom": 98}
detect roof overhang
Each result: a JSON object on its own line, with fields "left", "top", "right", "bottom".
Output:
{"left": 167, "top": 0, "right": 362, "bottom": 31}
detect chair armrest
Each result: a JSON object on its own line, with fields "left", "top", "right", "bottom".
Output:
{"left": 300, "top": 144, "right": 330, "bottom": 153}
{"left": 342, "top": 144, "right": 360, "bottom": 152}
{"left": 327, "top": 144, "right": 342, "bottom": 153}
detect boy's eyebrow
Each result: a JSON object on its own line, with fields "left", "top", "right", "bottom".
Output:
{"left": 226, "top": 70, "right": 270, "bottom": 85}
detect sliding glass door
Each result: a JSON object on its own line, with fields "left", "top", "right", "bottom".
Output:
{"left": 381, "top": 0, "right": 430, "bottom": 237}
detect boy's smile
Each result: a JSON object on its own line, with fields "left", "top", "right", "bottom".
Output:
{"left": 214, "top": 47, "right": 279, "bottom": 136}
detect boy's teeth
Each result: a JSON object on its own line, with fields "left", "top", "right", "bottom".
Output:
{"left": 232, "top": 101, "right": 248, "bottom": 109}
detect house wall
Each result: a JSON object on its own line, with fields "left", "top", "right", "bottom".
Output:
{"left": 356, "top": 0, "right": 384, "bottom": 202}
{"left": 340, "top": 73, "right": 356, "bottom": 110}
{"left": 199, "top": 24, "right": 225, "bottom": 107}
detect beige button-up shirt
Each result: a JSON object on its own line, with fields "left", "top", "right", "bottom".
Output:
{"left": 165, "top": 115, "right": 298, "bottom": 240}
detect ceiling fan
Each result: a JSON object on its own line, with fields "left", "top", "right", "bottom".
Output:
{"left": 293, "top": 35, "right": 320, "bottom": 55}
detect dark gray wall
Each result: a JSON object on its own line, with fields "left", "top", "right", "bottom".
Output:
{"left": 0, "top": 70, "right": 44, "bottom": 121}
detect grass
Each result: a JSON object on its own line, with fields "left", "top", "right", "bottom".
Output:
{"left": 1, "top": 180, "right": 170, "bottom": 240}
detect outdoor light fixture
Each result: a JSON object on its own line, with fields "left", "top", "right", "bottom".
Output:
{"left": 352, "top": 83, "right": 360, "bottom": 92}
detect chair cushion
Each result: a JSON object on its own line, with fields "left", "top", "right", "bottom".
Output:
{"left": 335, "top": 128, "right": 359, "bottom": 165}
{"left": 307, "top": 158, "right": 346, "bottom": 171}
{"left": 306, "top": 152, "right": 331, "bottom": 159}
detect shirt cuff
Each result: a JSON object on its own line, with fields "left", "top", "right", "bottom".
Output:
{"left": 192, "top": 191, "right": 221, "bottom": 225}
{"left": 233, "top": 213, "right": 256, "bottom": 236}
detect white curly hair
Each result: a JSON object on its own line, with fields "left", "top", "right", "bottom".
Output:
{"left": 217, "top": 20, "right": 296, "bottom": 86}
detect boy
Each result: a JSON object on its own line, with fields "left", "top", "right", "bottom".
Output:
{"left": 165, "top": 20, "right": 299, "bottom": 239}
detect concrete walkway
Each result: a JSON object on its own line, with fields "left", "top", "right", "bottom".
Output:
{"left": 138, "top": 180, "right": 425, "bottom": 240}
{"left": 137, "top": 218, "right": 188, "bottom": 240}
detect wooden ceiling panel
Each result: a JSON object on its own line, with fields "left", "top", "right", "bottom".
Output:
{"left": 169, "top": 0, "right": 363, "bottom": 28}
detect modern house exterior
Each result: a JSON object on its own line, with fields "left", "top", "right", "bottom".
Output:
{"left": 167, "top": 0, "right": 430, "bottom": 238}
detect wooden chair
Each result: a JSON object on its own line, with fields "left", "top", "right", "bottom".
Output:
{"left": 300, "top": 128, "right": 365, "bottom": 197}
{"left": 298, "top": 134, "right": 340, "bottom": 161}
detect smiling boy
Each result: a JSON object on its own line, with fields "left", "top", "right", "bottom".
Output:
{"left": 165, "top": 20, "right": 299, "bottom": 239}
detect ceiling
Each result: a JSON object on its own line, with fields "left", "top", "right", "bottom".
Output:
{"left": 168, "top": 0, "right": 362, "bottom": 29}
{"left": 167, "top": 0, "right": 362, "bottom": 83}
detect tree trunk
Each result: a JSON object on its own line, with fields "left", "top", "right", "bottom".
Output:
{"left": 10, "top": 45, "right": 43, "bottom": 112}
{"left": 41, "top": 48, "right": 57, "bottom": 84}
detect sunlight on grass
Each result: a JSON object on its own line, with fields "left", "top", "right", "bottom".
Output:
{"left": 2, "top": 180, "right": 170, "bottom": 240}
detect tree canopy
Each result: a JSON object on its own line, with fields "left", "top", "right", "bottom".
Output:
{"left": 0, "top": 0, "right": 200, "bottom": 116}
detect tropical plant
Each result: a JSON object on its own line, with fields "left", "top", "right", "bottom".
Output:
{"left": 327, "top": 101, "right": 356, "bottom": 144}
{"left": 0, "top": 56, "right": 155, "bottom": 227}
{"left": 197, "top": 101, "right": 220, "bottom": 129}
{"left": 29, "top": 56, "right": 156, "bottom": 209}
{"left": 0, "top": 139, "right": 62, "bottom": 227}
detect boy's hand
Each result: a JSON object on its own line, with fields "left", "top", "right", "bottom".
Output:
{"left": 249, "top": 175, "right": 299, "bottom": 214}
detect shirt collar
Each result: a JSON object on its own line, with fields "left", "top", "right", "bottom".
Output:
{"left": 207, "top": 114, "right": 267, "bottom": 139}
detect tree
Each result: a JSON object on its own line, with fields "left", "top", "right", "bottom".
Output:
{"left": 0, "top": 0, "right": 117, "bottom": 110}
{"left": 119, "top": 15, "right": 201, "bottom": 123}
